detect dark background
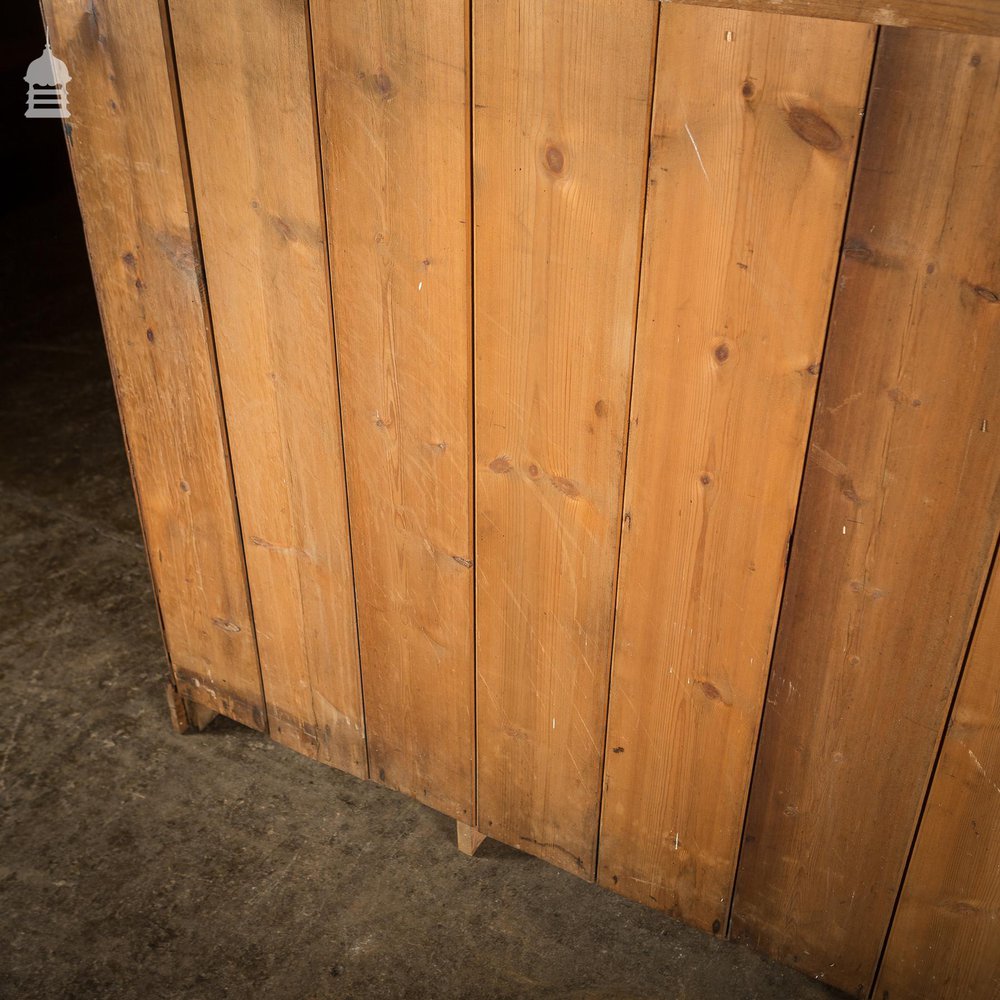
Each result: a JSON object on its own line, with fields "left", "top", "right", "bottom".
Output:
{"left": 4, "top": 4, "right": 78, "bottom": 218}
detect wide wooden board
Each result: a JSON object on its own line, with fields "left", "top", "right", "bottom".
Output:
{"left": 43, "top": 0, "right": 264, "bottom": 729}
{"left": 474, "top": 0, "right": 658, "bottom": 877}
{"left": 732, "top": 27, "right": 1000, "bottom": 996}
{"left": 876, "top": 554, "right": 1000, "bottom": 1000}
{"left": 167, "top": 0, "right": 366, "bottom": 775}
{"left": 598, "top": 5, "right": 874, "bottom": 933}
{"left": 311, "top": 0, "right": 475, "bottom": 818}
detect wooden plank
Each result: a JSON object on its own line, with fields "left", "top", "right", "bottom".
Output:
{"left": 310, "top": 0, "right": 475, "bottom": 817}
{"left": 167, "top": 0, "right": 366, "bottom": 776}
{"left": 598, "top": 6, "right": 874, "bottom": 933}
{"left": 474, "top": 0, "right": 658, "bottom": 878}
{"left": 875, "top": 553, "right": 1000, "bottom": 1000}
{"left": 42, "top": 0, "right": 265, "bottom": 730}
{"left": 667, "top": 0, "right": 1000, "bottom": 38}
{"left": 456, "top": 821, "right": 487, "bottom": 857}
{"left": 732, "top": 27, "right": 1000, "bottom": 996}
{"left": 165, "top": 683, "right": 217, "bottom": 734}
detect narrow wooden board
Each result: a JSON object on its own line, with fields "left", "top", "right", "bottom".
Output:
{"left": 310, "top": 0, "right": 475, "bottom": 818}
{"left": 875, "top": 553, "right": 1000, "bottom": 1000}
{"left": 732, "top": 27, "right": 1000, "bottom": 996}
{"left": 473, "top": 0, "right": 658, "bottom": 877}
{"left": 598, "top": 6, "right": 874, "bottom": 933}
{"left": 668, "top": 0, "right": 1000, "bottom": 38}
{"left": 42, "top": 0, "right": 264, "bottom": 729}
{"left": 168, "top": 0, "right": 366, "bottom": 775}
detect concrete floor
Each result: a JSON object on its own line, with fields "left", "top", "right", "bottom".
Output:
{"left": 0, "top": 184, "right": 844, "bottom": 1000}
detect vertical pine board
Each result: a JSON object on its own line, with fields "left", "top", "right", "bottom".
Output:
{"left": 310, "top": 0, "right": 474, "bottom": 818}
{"left": 167, "top": 1, "right": 366, "bottom": 775}
{"left": 42, "top": 0, "right": 264, "bottom": 729}
{"left": 876, "top": 556, "right": 1000, "bottom": 1000}
{"left": 598, "top": 6, "right": 874, "bottom": 933}
{"left": 732, "top": 28, "right": 1000, "bottom": 996}
{"left": 474, "top": 0, "right": 658, "bottom": 877}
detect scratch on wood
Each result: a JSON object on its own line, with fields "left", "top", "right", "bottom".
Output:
{"left": 967, "top": 748, "right": 1000, "bottom": 795}
{"left": 683, "top": 122, "right": 710, "bottom": 183}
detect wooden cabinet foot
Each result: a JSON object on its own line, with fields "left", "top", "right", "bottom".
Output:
{"left": 166, "top": 682, "right": 219, "bottom": 734}
{"left": 456, "top": 820, "right": 486, "bottom": 857}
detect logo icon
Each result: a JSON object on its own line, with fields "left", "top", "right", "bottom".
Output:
{"left": 25, "top": 30, "right": 71, "bottom": 119}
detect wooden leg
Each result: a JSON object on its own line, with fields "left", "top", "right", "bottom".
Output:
{"left": 166, "top": 682, "right": 219, "bottom": 734}
{"left": 456, "top": 820, "right": 486, "bottom": 857}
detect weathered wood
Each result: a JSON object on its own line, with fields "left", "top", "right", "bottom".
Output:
{"left": 598, "top": 5, "right": 874, "bottom": 933}
{"left": 167, "top": 0, "right": 367, "bottom": 776}
{"left": 474, "top": 0, "right": 658, "bottom": 878}
{"left": 166, "top": 683, "right": 217, "bottom": 734}
{"left": 875, "top": 552, "right": 1000, "bottom": 1000}
{"left": 732, "top": 27, "right": 1000, "bottom": 996}
{"left": 186, "top": 699, "right": 218, "bottom": 733}
{"left": 310, "top": 0, "right": 475, "bottom": 818}
{"left": 667, "top": 0, "right": 1000, "bottom": 37}
{"left": 42, "top": 0, "right": 265, "bottom": 730}
{"left": 165, "top": 682, "right": 189, "bottom": 735}
{"left": 456, "top": 821, "right": 487, "bottom": 857}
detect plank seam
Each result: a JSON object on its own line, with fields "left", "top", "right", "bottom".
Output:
{"left": 868, "top": 528, "right": 1000, "bottom": 998}
{"left": 593, "top": 0, "right": 663, "bottom": 886}
{"left": 723, "top": 20, "right": 883, "bottom": 940}
{"left": 303, "top": 0, "right": 371, "bottom": 780}
{"left": 468, "top": 0, "right": 480, "bottom": 829}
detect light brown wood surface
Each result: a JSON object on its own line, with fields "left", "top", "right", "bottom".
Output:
{"left": 732, "top": 27, "right": 1000, "bottom": 996}
{"left": 43, "top": 0, "right": 265, "bottom": 730}
{"left": 598, "top": 5, "right": 874, "bottom": 933}
{"left": 167, "top": 0, "right": 367, "bottom": 775}
{"left": 875, "top": 552, "right": 1000, "bottom": 1000}
{"left": 456, "top": 821, "right": 487, "bottom": 857}
{"left": 473, "top": 0, "right": 659, "bottom": 877}
{"left": 668, "top": 0, "right": 1000, "bottom": 37}
{"left": 310, "top": 0, "right": 475, "bottom": 818}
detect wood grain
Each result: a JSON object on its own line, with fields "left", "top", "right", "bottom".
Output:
{"left": 474, "top": 0, "right": 658, "bottom": 877}
{"left": 598, "top": 5, "right": 874, "bottom": 933}
{"left": 875, "top": 550, "right": 1000, "bottom": 1000}
{"left": 456, "top": 821, "right": 487, "bottom": 857}
{"left": 42, "top": 0, "right": 265, "bottom": 730}
{"left": 167, "top": 0, "right": 366, "bottom": 775}
{"left": 732, "top": 27, "right": 1000, "bottom": 996}
{"left": 667, "top": 0, "right": 1000, "bottom": 37}
{"left": 311, "top": 0, "right": 475, "bottom": 818}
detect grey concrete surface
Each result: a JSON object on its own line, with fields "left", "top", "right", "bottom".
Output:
{"left": 0, "top": 191, "right": 843, "bottom": 1000}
